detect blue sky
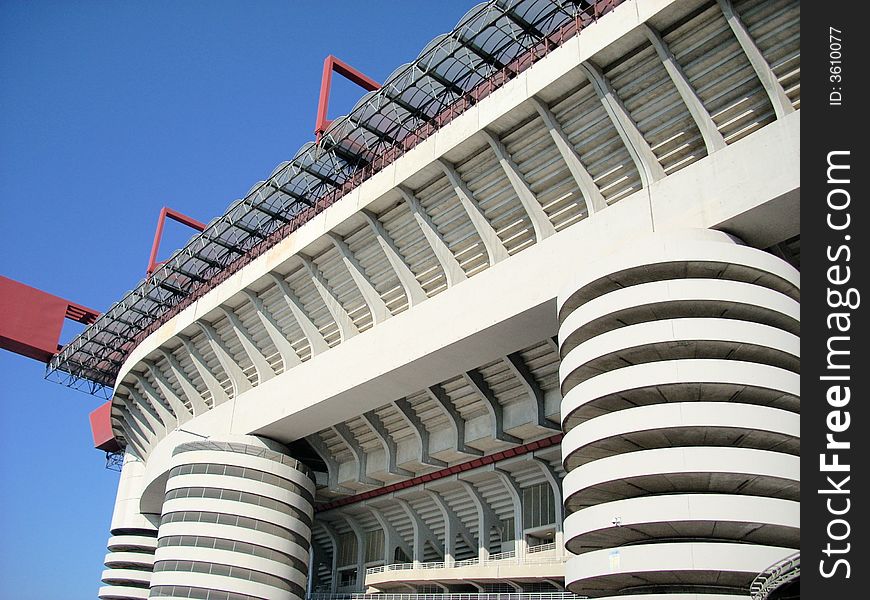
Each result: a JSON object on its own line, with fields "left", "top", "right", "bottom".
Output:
{"left": 0, "top": 1, "right": 474, "bottom": 597}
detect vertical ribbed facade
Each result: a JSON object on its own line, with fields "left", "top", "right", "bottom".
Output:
{"left": 149, "top": 437, "right": 315, "bottom": 600}
{"left": 558, "top": 230, "right": 800, "bottom": 598}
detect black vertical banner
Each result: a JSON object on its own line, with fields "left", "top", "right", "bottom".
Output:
{"left": 802, "top": 2, "right": 868, "bottom": 597}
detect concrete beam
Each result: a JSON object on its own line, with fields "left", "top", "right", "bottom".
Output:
{"left": 217, "top": 306, "right": 275, "bottom": 384}
{"left": 327, "top": 232, "right": 391, "bottom": 325}
{"left": 113, "top": 409, "right": 148, "bottom": 458}
{"left": 178, "top": 335, "right": 229, "bottom": 407}
{"left": 333, "top": 422, "right": 381, "bottom": 487}
{"left": 368, "top": 506, "right": 413, "bottom": 565}
{"left": 463, "top": 369, "right": 522, "bottom": 444}
{"left": 530, "top": 96, "right": 607, "bottom": 215}
{"left": 393, "top": 398, "right": 447, "bottom": 467}
{"left": 579, "top": 60, "right": 666, "bottom": 186}
{"left": 361, "top": 410, "right": 412, "bottom": 477}
{"left": 642, "top": 23, "right": 726, "bottom": 153}
{"left": 300, "top": 256, "right": 359, "bottom": 342}
{"left": 504, "top": 352, "right": 559, "bottom": 430}
{"left": 120, "top": 382, "right": 176, "bottom": 433}
{"left": 396, "top": 498, "right": 444, "bottom": 563}
{"left": 425, "top": 489, "right": 476, "bottom": 564}
{"left": 493, "top": 469, "right": 525, "bottom": 555}
{"left": 242, "top": 289, "right": 302, "bottom": 371}
{"left": 117, "top": 388, "right": 165, "bottom": 439}
{"left": 532, "top": 456, "right": 564, "bottom": 553}
{"left": 115, "top": 404, "right": 153, "bottom": 449}
{"left": 158, "top": 349, "right": 210, "bottom": 417}
{"left": 718, "top": 0, "right": 793, "bottom": 119}
{"left": 267, "top": 272, "right": 330, "bottom": 356}
{"left": 194, "top": 321, "right": 252, "bottom": 396}
{"left": 133, "top": 371, "right": 186, "bottom": 427}
{"left": 313, "top": 522, "right": 340, "bottom": 593}
{"left": 361, "top": 209, "right": 428, "bottom": 308}
{"left": 143, "top": 360, "right": 193, "bottom": 424}
{"left": 458, "top": 480, "right": 498, "bottom": 561}
{"left": 342, "top": 514, "right": 367, "bottom": 588}
{"left": 426, "top": 384, "right": 483, "bottom": 457}
{"left": 481, "top": 129, "right": 556, "bottom": 241}
{"left": 307, "top": 432, "right": 349, "bottom": 494}
{"left": 436, "top": 158, "right": 510, "bottom": 265}
{"left": 398, "top": 186, "right": 466, "bottom": 287}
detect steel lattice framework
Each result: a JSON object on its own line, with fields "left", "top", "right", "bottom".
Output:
{"left": 48, "top": 0, "right": 619, "bottom": 395}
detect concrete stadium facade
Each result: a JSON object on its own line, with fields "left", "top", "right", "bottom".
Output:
{"left": 94, "top": 0, "right": 800, "bottom": 598}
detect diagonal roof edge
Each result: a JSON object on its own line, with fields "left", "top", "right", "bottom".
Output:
{"left": 47, "top": 0, "right": 619, "bottom": 395}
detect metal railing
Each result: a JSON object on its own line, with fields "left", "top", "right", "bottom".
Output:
{"left": 750, "top": 552, "right": 800, "bottom": 600}
{"left": 309, "top": 593, "right": 584, "bottom": 600}
{"left": 365, "top": 550, "right": 564, "bottom": 576}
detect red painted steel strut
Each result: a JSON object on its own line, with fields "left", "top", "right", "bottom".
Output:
{"left": 146, "top": 206, "right": 207, "bottom": 276}
{"left": 314, "top": 55, "right": 381, "bottom": 141}
{"left": 0, "top": 276, "right": 100, "bottom": 363}
{"left": 0, "top": 276, "right": 118, "bottom": 451}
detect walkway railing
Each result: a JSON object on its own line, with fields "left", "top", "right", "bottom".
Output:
{"left": 365, "top": 550, "right": 564, "bottom": 576}
{"left": 310, "top": 593, "right": 583, "bottom": 600}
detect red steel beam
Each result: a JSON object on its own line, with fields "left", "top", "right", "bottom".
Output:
{"left": 0, "top": 276, "right": 100, "bottom": 363}
{"left": 315, "top": 55, "right": 381, "bottom": 141}
{"left": 146, "top": 206, "right": 207, "bottom": 276}
{"left": 315, "top": 433, "right": 563, "bottom": 512}
{"left": 90, "top": 401, "right": 121, "bottom": 453}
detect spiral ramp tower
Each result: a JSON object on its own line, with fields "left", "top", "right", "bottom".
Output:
{"left": 558, "top": 230, "right": 800, "bottom": 598}
{"left": 99, "top": 454, "right": 159, "bottom": 600}
{"left": 148, "top": 438, "right": 315, "bottom": 600}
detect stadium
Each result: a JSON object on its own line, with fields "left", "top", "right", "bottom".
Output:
{"left": 33, "top": 0, "right": 802, "bottom": 598}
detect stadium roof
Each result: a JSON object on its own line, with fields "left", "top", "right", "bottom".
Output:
{"left": 47, "top": 0, "right": 613, "bottom": 396}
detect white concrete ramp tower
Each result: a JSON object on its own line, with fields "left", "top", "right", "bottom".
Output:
{"left": 148, "top": 437, "right": 315, "bottom": 600}
{"left": 99, "top": 453, "right": 159, "bottom": 600}
{"left": 558, "top": 230, "right": 800, "bottom": 598}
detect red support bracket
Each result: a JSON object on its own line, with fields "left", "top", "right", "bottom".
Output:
{"left": 0, "top": 276, "right": 100, "bottom": 363}
{"left": 314, "top": 55, "right": 381, "bottom": 141}
{"left": 90, "top": 401, "right": 121, "bottom": 453}
{"left": 146, "top": 206, "right": 207, "bottom": 276}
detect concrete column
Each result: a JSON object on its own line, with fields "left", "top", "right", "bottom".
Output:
{"left": 642, "top": 23, "right": 726, "bottom": 153}
{"left": 98, "top": 451, "right": 159, "bottom": 600}
{"left": 718, "top": 0, "right": 794, "bottom": 119}
{"left": 579, "top": 61, "right": 666, "bottom": 187}
{"left": 150, "top": 435, "right": 316, "bottom": 600}
{"left": 342, "top": 515, "right": 367, "bottom": 592}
